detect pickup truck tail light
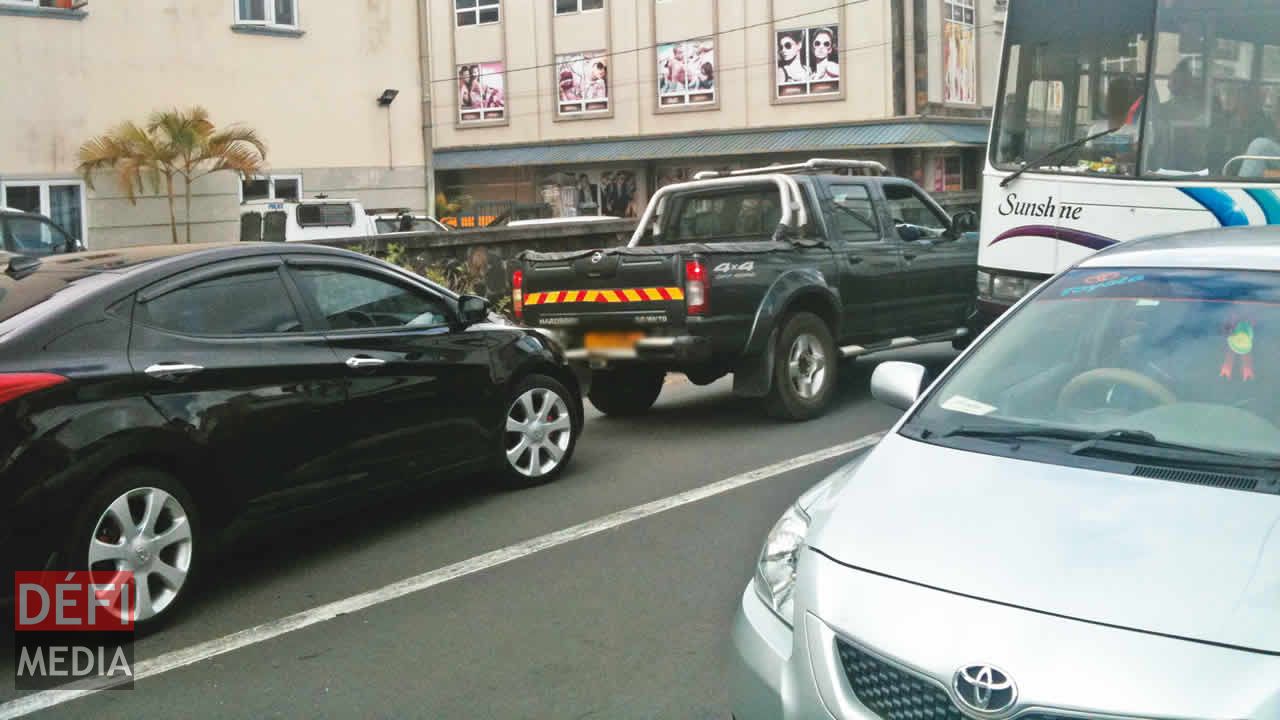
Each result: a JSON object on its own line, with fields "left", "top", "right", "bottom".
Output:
{"left": 0, "top": 373, "right": 67, "bottom": 406}
{"left": 512, "top": 269, "right": 524, "bottom": 321}
{"left": 685, "top": 259, "right": 708, "bottom": 316}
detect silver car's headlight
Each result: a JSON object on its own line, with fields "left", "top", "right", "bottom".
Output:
{"left": 753, "top": 503, "right": 811, "bottom": 627}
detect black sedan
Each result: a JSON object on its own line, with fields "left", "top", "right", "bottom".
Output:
{"left": 0, "top": 242, "right": 582, "bottom": 625}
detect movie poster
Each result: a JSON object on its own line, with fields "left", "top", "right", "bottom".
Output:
{"left": 943, "top": 0, "right": 977, "bottom": 105}
{"left": 457, "top": 61, "right": 506, "bottom": 122}
{"left": 657, "top": 38, "right": 716, "bottom": 107}
{"left": 557, "top": 51, "right": 610, "bottom": 114}
{"left": 775, "top": 26, "right": 840, "bottom": 98}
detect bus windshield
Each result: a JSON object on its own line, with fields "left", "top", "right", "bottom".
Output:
{"left": 993, "top": 0, "right": 1280, "bottom": 181}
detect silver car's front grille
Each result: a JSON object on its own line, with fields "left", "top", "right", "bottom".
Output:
{"left": 835, "top": 639, "right": 1078, "bottom": 720}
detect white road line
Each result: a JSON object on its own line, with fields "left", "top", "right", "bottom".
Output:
{"left": 0, "top": 431, "right": 884, "bottom": 719}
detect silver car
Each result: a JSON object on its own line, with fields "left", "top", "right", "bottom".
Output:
{"left": 730, "top": 227, "right": 1280, "bottom": 719}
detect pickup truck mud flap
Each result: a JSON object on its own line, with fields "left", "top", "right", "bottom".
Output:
{"left": 732, "top": 328, "right": 777, "bottom": 398}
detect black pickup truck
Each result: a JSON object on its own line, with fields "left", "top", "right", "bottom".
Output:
{"left": 514, "top": 159, "right": 979, "bottom": 420}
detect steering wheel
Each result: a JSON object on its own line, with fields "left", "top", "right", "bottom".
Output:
{"left": 1057, "top": 368, "right": 1177, "bottom": 413}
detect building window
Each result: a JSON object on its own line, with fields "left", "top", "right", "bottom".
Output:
{"left": 236, "top": 0, "right": 298, "bottom": 28}
{"left": 658, "top": 38, "right": 717, "bottom": 108}
{"left": 241, "top": 175, "right": 302, "bottom": 202}
{"left": 0, "top": 180, "right": 87, "bottom": 244}
{"left": 557, "top": 50, "right": 610, "bottom": 115}
{"left": 458, "top": 62, "right": 507, "bottom": 123}
{"left": 942, "top": 0, "right": 977, "bottom": 104}
{"left": 455, "top": 0, "right": 500, "bottom": 27}
{"left": 555, "top": 0, "right": 602, "bottom": 15}
{"left": 775, "top": 25, "right": 841, "bottom": 99}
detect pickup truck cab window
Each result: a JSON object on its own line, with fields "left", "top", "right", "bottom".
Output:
{"left": 883, "top": 184, "right": 950, "bottom": 239}
{"left": 663, "top": 188, "right": 784, "bottom": 243}
{"left": 825, "top": 184, "right": 880, "bottom": 242}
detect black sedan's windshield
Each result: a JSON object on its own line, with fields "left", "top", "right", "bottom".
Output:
{"left": 909, "top": 267, "right": 1280, "bottom": 459}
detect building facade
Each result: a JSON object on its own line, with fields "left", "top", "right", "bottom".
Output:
{"left": 0, "top": 0, "right": 430, "bottom": 248}
{"left": 426, "top": 0, "right": 1006, "bottom": 224}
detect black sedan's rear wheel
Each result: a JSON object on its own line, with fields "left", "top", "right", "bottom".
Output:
{"left": 588, "top": 367, "right": 665, "bottom": 416}
{"left": 67, "top": 468, "right": 202, "bottom": 628}
{"left": 501, "top": 374, "right": 580, "bottom": 488}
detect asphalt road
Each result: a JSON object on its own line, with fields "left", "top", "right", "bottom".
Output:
{"left": 1, "top": 345, "right": 957, "bottom": 719}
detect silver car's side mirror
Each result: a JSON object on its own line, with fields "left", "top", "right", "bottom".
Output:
{"left": 871, "top": 362, "right": 927, "bottom": 411}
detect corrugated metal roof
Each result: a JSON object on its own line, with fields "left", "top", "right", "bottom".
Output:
{"left": 434, "top": 121, "right": 989, "bottom": 170}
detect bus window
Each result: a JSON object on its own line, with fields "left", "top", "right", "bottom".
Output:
{"left": 1143, "top": 0, "right": 1280, "bottom": 179}
{"left": 992, "top": 0, "right": 1153, "bottom": 176}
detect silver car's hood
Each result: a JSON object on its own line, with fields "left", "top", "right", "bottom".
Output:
{"left": 807, "top": 432, "right": 1280, "bottom": 653}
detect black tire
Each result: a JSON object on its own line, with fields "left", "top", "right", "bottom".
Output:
{"left": 499, "top": 374, "right": 581, "bottom": 488}
{"left": 765, "top": 312, "right": 839, "bottom": 421}
{"left": 65, "top": 468, "right": 203, "bottom": 630}
{"left": 588, "top": 367, "right": 665, "bottom": 416}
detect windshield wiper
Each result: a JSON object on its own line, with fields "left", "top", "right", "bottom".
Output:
{"left": 1000, "top": 126, "right": 1124, "bottom": 188}
{"left": 941, "top": 425, "right": 1094, "bottom": 443}
{"left": 1067, "top": 430, "right": 1280, "bottom": 471}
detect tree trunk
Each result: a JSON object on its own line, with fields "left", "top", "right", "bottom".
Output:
{"left": 184, "top": 174, "right": 193, "bottom": 244}
{"left": 165, "top": 174, "right": 178, "bottom": 244}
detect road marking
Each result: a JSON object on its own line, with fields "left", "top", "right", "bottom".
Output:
{"left": 0, "top": 431, "right": 884, "bottom": 719}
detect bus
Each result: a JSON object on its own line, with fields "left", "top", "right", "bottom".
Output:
{"left": 976, "top": 0, "right": 1280, "bottom": 328}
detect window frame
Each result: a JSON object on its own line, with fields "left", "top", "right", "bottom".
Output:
{"left": 455, "top": 0, "right": 501, "bottom": 27}
{"left": 240, "top": 174, "right": 303, "bottom": 203}
{"left": 0, "top": 179, "right": 88, "bottom": 246}
{"left": 882, "top": 182, "right": 953, "bottom": 234}
{"left": 234, "top": 0, "right": 300, "bottom": 29}
{"left": 283, "top": 258, "right": 459, "bottom": 334}
{"left": 554, "top": 0, "right": 603, "bottom": 16}
{"left": 135, "top": 259, "right": 312, "bottom": 339}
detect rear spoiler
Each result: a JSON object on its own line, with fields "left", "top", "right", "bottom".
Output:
{"left": 627, "top": 174, "right": 809, "bottom": 248}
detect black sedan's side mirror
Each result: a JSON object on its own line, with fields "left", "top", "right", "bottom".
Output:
{"left": 457, "top": 295, "right": 490, "bottom": 327}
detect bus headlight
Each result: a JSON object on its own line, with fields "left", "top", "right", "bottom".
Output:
{"left": 991, "top": 274, "right": 1039, "bottom": 302}
{"left": 976, "top": 270, "right": 994, "bottom": 295}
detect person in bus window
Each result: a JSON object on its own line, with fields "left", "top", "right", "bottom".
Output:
{"left": 1152, "top": 58, "right": 1218, "bottom": 172}
{"left": 1220, "top": 86, "right": 1273, "bottom": 175}
{"left": 1087, "top": 75, "right": 1140, "bottom": 171}
{"left": 1240, "top": 108, "right": 1280, "bottom": 178}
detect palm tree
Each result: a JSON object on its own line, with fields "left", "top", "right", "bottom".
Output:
{"left": 77, "top": 107, "right": 267, "bottom": 243}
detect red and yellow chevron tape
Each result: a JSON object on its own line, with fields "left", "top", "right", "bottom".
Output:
{"left": 524, "top": 287, "right": 685, "bottom": 306}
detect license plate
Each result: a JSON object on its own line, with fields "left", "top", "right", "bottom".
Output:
{"left": 584, "top": 331, "right": 645, "bottom": 350}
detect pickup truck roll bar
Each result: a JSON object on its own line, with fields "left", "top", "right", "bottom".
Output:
{"left": 627, "top": 174, "right": 809, "bottom": 248}
{"left": 693, "top": 158, "right": 886, "bottom": 180}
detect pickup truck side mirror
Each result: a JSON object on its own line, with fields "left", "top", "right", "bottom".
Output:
{"left": 949, "top": 210, "right": 979, "bottom": 237}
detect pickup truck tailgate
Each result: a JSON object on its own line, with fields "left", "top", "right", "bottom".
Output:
{"left": 521, "top": 249, "right": 687, "bottom": 330}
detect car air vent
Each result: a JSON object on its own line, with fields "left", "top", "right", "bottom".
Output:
{"left": 1132, "top": 465, "right": 1258, "bottom": 492}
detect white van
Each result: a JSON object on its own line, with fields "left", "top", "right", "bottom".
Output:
{"left": 240, "top": 198, "right": 378, "bottom": 242}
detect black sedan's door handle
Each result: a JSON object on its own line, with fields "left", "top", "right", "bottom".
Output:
{"left": 848, "top": 255, "right": 865, "bottom": 265}
{"left": 345, "top": 356, "right": 387, "bottom": 370}
{"left": 144, "top": 362, "right": 205, "bottom": 380}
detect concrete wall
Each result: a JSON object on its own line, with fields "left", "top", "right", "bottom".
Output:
{"left": 0, "top": 0, "right": 428, "bottom": 247}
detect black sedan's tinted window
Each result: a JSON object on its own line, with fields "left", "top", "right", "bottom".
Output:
{"left": 138, "top": 269, "right": 303, "bottom": 335}
{"left": 293, "top": 268, "right": 450, "bottom": 330}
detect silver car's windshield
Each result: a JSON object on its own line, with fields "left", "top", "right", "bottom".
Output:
{"left": 910, "top": 267, "right": 1280, "bottom": 459}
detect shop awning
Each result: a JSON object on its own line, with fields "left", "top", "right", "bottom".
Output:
{"left": 433, "top": 120, "right": 989, "bottom": 170}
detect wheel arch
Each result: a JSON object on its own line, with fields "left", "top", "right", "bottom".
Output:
{"left": 743, "top": 271, "right": 842, "bottom": 357}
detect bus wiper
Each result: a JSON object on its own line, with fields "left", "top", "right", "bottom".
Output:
{"left": 1000, "top": 126, "right": 1123, "bottom": 188}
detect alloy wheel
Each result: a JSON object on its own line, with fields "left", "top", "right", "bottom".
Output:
{"left": 788, "top": 332, "right": 828, "bottom": 400}
{"left": 88, "top": 487, "right": 194, "bottom": 622}
{"left": 505, "top": 387, "right": 573, "bottom": 478}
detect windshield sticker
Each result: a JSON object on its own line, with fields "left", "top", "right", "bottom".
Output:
{"left": 1060, "top": 273, "right": 1145, "bottom": 297}
{"left": 1136, "top": 299, "right": 1160, "bottom": 307}
{"left": 941, "top": 395, "right": 997, "bottom": 416}
{"left": 1222, "top": 319, "right": 1257, "bottom": 381}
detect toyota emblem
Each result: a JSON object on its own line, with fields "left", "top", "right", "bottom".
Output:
{"left": 590, "top": 251, "right": 605, "bottom": 264}
{"left": 953, "top": 665, "right": 1017, "bottom": 715}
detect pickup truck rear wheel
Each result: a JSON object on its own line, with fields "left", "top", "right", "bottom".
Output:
{"left": 588, "top": 367, "right": 664, "bottom": 416}
{"left": 765, "top": 312, "right": 838, "bottom": 421}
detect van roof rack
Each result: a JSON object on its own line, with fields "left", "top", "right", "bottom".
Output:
{"left": 693, "top": 158, "right": 887, "bottom": 180}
